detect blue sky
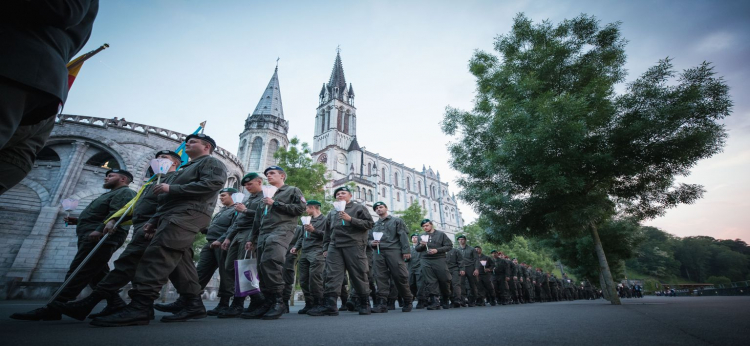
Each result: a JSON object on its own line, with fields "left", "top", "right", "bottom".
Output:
{"left": 64, "top": 0, "right": 750, "bottom": 241}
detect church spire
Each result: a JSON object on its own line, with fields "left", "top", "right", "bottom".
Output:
{"left": 252, "top": 66, "right": 284, "bottom": 119}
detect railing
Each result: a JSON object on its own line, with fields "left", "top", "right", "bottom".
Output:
{"left": 56, "top": 114, "right": 243, "bottom": 168}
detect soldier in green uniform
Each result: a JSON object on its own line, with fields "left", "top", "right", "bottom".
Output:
{"left": 407, "top": 234, "right": 425, "bottom": 309}
{"left": 308, "top": 186, "right": 374, "bottom": 316}
{"left": 455, "top": 235, "right": 480, "bottom": 307}
{"left": 474, "top": 246, "right": 495, "bottom": 306}
{"left": 524, "top": 263, "right": 536, "bottom": 303}
{"left": 290, "top": 200, "right": 327, "bottom": 314}
{"left": 217, "top": 172, "right": 264, "bottom": 318}
{"left": 53, "top": 151, "right": 182, "bottom": 321}
{"left": 281, "top": 225, "right": 304, "bottom": 313}
{"left": 241, "top": 166, "right": 305, "bottom": 320}
{"left": 368, "top": 202, "right": 413, "bottom": 313}
{"left": 446, "top": 247, "right": 463, "bottom": 308}
{"left": 583, "top": 278, "right": 594, "bottom": 300}
{"left": 415, "top": 219, "right": 453, "bottom": 310}
{"left": 492, "top": 251, "right": 510, "bottom": 305}
{"left": 11, "top": 169, "right": 136, "bottom": 321}
{"left": 91, "top": 134, "right": 226, "bottom": 327}
{"left": 534, "top": 267, "right": 545, "bottom": 302}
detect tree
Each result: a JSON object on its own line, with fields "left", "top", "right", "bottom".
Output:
{"left": 497, "top": 236, "right": 556, "bottom": 273}
{"left": 442, "top": 14, "right": 732, "bottom": 304}
{"left": 706, "top": 276, "right": 731, "bottom": 287}
{"left": 395, "top": 201, "right": 427, "bottom": 235}
{"left": 274, "top": 137, "right": 331, "bottom": 212}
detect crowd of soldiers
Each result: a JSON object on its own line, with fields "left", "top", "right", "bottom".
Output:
{"left": 9, "top": 134, "right": 600, "bottom": 327}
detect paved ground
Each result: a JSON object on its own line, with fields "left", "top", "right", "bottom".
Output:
{"left": 1, "top": 296, "right": 749, "bottom": 345}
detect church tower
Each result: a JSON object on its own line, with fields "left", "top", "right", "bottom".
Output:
{"left": 237, "top": 66, "right": 289, "bottom": 174}
{"left": 312, "top": 51, "right": 359, "bottom": 180}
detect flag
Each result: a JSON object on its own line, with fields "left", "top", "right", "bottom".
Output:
{"left": 67, "top": 43, "right": 109, "bottom": 90}
{"left": 175, "top": 123, "right": 205, "bottom": 167}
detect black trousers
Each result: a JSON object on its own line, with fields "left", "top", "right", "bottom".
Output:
{"left": 57, "top": 236, "right": 123, "bottom": 302}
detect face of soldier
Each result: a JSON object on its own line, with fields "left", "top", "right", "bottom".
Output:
{"left": 421, "top": 222, "right": 433, "bottom": 232}
{"left": 103, "top": 173, "right": 125, "bottom": 189}
{"left": 243, "top": 178, "right": 262, "bottom": 194}
{"left": 493, "top": 253, "right": 500, "bottom": 258}
{"left": 375, "top": 205, "right": 388, "bottom": 217}
{"left": 513, "top": 259, "right": 518, "bottom": 264}
{"left": 411, "top": 236, "right": 418, "bottom": 244}
{"left": 184, "top": 138, "right": 210, "bottom": 158}
{"left": 265, "top": 170, "right": 285, "bottom": 186}
{"left": 458, "top": 238, "right": 466, "bottom": 246}
{"left": 218, "top": 192, "right": 233, "bottom": 206}
{"left": 306, "top": 205, "right": 320, "bottom": 216}
{"left": 475, "top": 247, "right": 482, "bottom": 255}
{"left": 156, "top": 154, "right": 180, "bottom": 172}
{"left": 336, "top": 190, "right": 352, "bottom": 202}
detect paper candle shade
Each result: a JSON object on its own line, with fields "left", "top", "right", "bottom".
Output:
{"left": 480, "top": 260, "right": 487, "bottom": 267}
{"left": 261, "top": 185, "right": 278, "bottom": 198}
{"left": 333, "top": 201, "right": 346, "bottom": 212}
{"left": 373, "top": 232, "right": 384, "bottom": 241}
{"left": 150, "top": 158, "right": 173, "bottom": 175}
{"left": 231, "top": 192, "right": 245, "bottom": 204}
{"left": 420, "top": 235, "right": 429, "bottom": 243}
{"left": 61, "top": 198, "right": 79, "bottom": 211}
{"left": 301, "top": 216, "right": 312, "bottom": 225}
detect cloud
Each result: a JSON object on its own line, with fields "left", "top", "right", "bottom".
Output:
{"left": 692, "top": 31, "right": 735, "bottom": 53}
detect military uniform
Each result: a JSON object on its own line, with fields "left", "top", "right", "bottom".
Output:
{"left": 416, "top": 228, "right": 453, "bottom": 309}
{"left": 493, "top": 256, "right": 510, "bottom": 305}
{"left": 294, "top": 213, "right": 328, "bottom": 309}
{"left": 446, "top": 248, "right": 463, "bottom": 307}
{"left": 456, "top": 244, "right": 480, "bottom": 306}
{"left": 407, "top": 243, "right": 424, "bottom": 306}
{"left": 282, "top": 226, "right": 304, "bottom": 307}
{"left": 476, "top": 253, "right": 495, "bottom": 305}
{"left": 197, "top": 203, "right": 237, "bottom": 309}
{"left": 369, "top": 214, "right": 413, "bottom": 312}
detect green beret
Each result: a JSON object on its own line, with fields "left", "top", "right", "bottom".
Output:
{"left": 456, "top": 234, "right": 466, "bottom": 240}
{"left": 264, "top": 166, "right": 284, "bottom": 175}
{"left": 474, "top": 245, "right": 482, "bottom": 249}
{"left": 333, "top": 186, "right": 351, "bottom": 195}
{"left": 185, "top": 133, "right": 216, "bottom": 150}
{"left": 220, "top": 188, "right": 238, "bottom": 194}
{"left": 241, "top": 172, "right": 261, "bottom": 184}
{"left": 490, "top": 249, "right": 498, "bottom": 253}
{"left": 155, "top": 150, "right": 181, "bottom": 161}
{"left": 420, "top": 219, "right": 432, "bottom": 226}
{"left": 306, "top": 200, "right": 321, "bottom": 206}
{"left": 411, "top": 233, "right": 420, "bottom": 238}
{"left": 372, "top": 201, "right": 386, "bottom": 211}
{"left": 105, "top": 169, "right": 133, "bottom": 183}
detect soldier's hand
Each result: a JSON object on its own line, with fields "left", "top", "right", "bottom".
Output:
{"left": 88, "top": 231, "right": 103, "bottom": 241}
{"left": 459, "top": 270, "right": 466, "bottom": 276}
{"left": 234, "top": 203, "right": 247, "bottom": 212}
{"left": 473, "top": 269, "right": 479, "bottom": 277}
{"left": 323, "top": 251, "right": 327, "bottom": 258}
{"left": 427, "top": 249, "right": 437, "bottom": 255}
{"left": 262, "top": 197, "right": 274, "bottom": 206}
{"left": 143, "top": 223, "right": 155, "bottom": 233}
{"left": 103, "top": 220, "right": 117, "bottom": 234}
{"left": 485, "top": 268, "right": 492, "bottom": 273}
{"left": 152, "top": 183, "right": 170, "bottom": 195}
{"left": 303, "top": 224, "right": 314, "bottom": 231}
{"left": 290, "top": 248, "right": 298, "bottom": 255}
{"left": 144, "top": 232, "right": 154, "bottom": 240}
{"left": 245, "top": 241, "right": 254, "bottom": 251}
{"left": 221, "top": 239, "right": 230, "bottom": 251}
{"left": 210, "top": 241, "right": 221, "bottom": 249}
{"left": 402, "top": 253, "right": 411, "bottom": 260}
{"left": 505, "top": 277, "right": 510, "bottom": 281}
{"left": 64, "top": 216, "right": 78, "bottom": 225}
{"left": 338, "top": 211, "right": 352, "bottom": 222}
{"left": 371, "top": 240, "right": 380, "bottom": 246}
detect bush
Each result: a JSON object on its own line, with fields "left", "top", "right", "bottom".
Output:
{"left": 706, "top": 276, "right": 731, "bottom": 287}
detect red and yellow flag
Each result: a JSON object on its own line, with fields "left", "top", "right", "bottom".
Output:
{"left": 67, "top": 43, "right": 109, "bottom": 89}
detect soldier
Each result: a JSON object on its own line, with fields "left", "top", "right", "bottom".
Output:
{"left": 492, "top": 251, "right": 510, "bottom": 305}
{"left": 290, "top": 200, "right": 327, "bottom": 314}
{"left": 524, "top": 264, "right": 536, "bottom": 303}
{"left": 241, "top": 166, "right": 305, "bottom": 320}
{"left": 11, "top": 169, "right": 136, "bottom": 321}
{"left": 90, "top": 133, "right": 226, "bottom": 327}
{"left": 474, "top": 246, "right": 495, "bottom": 306}
{"left": 217, "top": 172, "right": 264, "bottom": 318}
{"left": 583, "top": 278, "right": 594, "bottom": 300}
{"left": 455, "top": 235, "right": 480, "bottom": 307}
{"left": 52, "top": 150, "right": 181, "bottom": 321}
{"left": 308, "top": 186, "right": 374, "bottom": 316}
{"left": 415, "top": 219, "right": 453, "bottom": 310}
{"left": 368, "top": 202, "right": 413, "bottom": 313}
{"left": 407, "top": 234, "right": 426, "bottom": 309}
{"left": 281, "top": 225, "right": 304, "bottom": 313}
{"left": 446, "top": 247, "right": 463, "bottom": 308}
{"left": 534, "top": 268, "right": 546, "bottom": 302}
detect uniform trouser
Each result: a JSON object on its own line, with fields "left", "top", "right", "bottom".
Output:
{"left": 223, "top": 232, "right": 249, "bottom": 278}
{"left": 550, "top": 285, "right": 558, "bottom": 300}
{"left": 130, "top": 215, "right": 203, "bottom": 302}
{"left": 460, "top": 267, "right": 478, "bottom": 301}
{"left": 494, "top": 276, "right": 510, "bottom": 302}
{"left": 324, "top": 245, "right": 370, "bottom": 298}
{"left": 542, "top": 284, "right": 551, "bottom": 300}
{"left": 373, "top": 250, "right": 412, "bottom": 301}
{"left": 56, "top": 236, "right": 123, "bottom": 302}
{"left": 298, "top": 248, "right": 325, "bottom": 300}
{"left": 196, "top": 242, "right": 233, "bottom": 298}
{"left": 450, "top": 269, "right": 462, "bottom": 300}
{"left": 257, "top": 233, "right": 291, "bottom": 296}
{"left": 476, "top": 274, "right": 495, "bottom": 301}
{"left": 0, "top": 77, "right": 58, "bottom": 196}
{"left": 509, "top": 278, "right": 518, "bottom": 301}
{"left": 421, "top": 257, "right": 450, "bottom": 297}
{"left": 409, "top": 271, "right": 424, "bottom": 300}
{"left": 523, "top": 281, "right": 533, "bottom": 301}
{"left": 282, "top": 252, "right": 298, "bottom": 301}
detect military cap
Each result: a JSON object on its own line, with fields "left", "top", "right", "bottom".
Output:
{"left": 490, "top": 249, "right": 498, "bottom": 253}
{"left": 241, "top": 172, "right": 261, "bottom": 184}
{"left": 474, "top": 245, "right": 482, "bottom": 249}
{"left": 306, "top": 200, "right": 321, "bottom": 206}
{"left": 333, "top": 186, "right": 351, "bottom": 195}
{"left": 185, "top": 133, "right": 216, "bottom": 150}
{"left": 220, "top": 188, "right": 238, "bottom": 194}
{"left": 411, "top": 233, "right": 420, "bottom": 238}
{"left": 155, "top": 150, "right": 181, "bottom": 161}
{"left": 372, "top": 201, "right": 387, "bottom": 211}
{"left": 420, "top": 219, "right": 432, "bottom": 226}
{"left": 456, "top": 234, "right": 466, "bottom": 240}
{"left": 264, "top": 166, "right": 284, "bottom": 175}
{"left": 105, "top": 169, "right": 133, "bottom": 182}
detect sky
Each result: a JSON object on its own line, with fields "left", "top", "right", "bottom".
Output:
{"left": 63, "top": 0, "right": 750, "bottom": 241}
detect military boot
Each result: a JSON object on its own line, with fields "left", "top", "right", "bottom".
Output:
{"left": 397, "top": 296, "right": 404, "bottom": 308}
{"left": 415, "top": 299, "right": 425, "bottom": 309}
{"left": 262, "top": 294, "right": 285, "bottom": 320}
{"left": 218, "top": 296, "right": 245, "bottom": 318}
{"left": 154, "top": 296, "right": 186, "bottom": 313}
{"left": 467, "top": 297, "right": 476, "bottom": 307}
{"left": 426, "top": 296, "right": 441, "bottom": 310}
{"left": 358, "top": 297, "right": 372, "bottom": 315}
{"left": 345, "top": 296, "right": 356, "bottom": 311}
{"left": 52, "top": 290, "right": 108, "bottom": 321}
{"left": 89, "top": 293, "right": 128, "bottom": 319}
{"left": 441, "top": 296, "right": 451, "bottom": 309}
{"left": 307, "top": 296, "right": 339, "bottom": 316}
{"left": 452, "top": 297, "right": 461, "bottom": 308}
{"left": 490, "top": 298, "right": 497, "bottom": 306}
{"left": 387, "top": 299, "right": 396, "bottom": 311}
{"left": 240, "top": 294, "right": 271, "bottom": 319}
{"left": 371, "top": 297, "right": 388, "bottom": 313}
{"left": 402, "top": 297, "right": 413, "bottom": 312}
{"left": 207, "top": 296, "right": 230, "bottom": 316}
{"left": 298, "top": 297, "right": 314, "bottom": 315}
{"left": 9, "top": 305, "right": 61, "bottom": 321}
{"left": 90, "top": 297, "right": 152, "bottom": 327}
{"left": 284, "top": 300, "right": 290, "bottom": 314}
{"left": 161, "top": 295, "right": 207, "bottom": 322}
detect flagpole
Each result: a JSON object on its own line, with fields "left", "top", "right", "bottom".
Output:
{"left": 67, "top": 43, "right": 109, "bottom": 70}
{"left": 200, "top": 121, "right": 207, "bottom": 135}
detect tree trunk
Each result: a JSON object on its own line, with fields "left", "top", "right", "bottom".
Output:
{"left": 590, "top": 222, "right": 621, "bottom": 305}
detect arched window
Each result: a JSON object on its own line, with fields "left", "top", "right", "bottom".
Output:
{"left": 249, "top": 137, "right": 263, "bottom": 170}
{"left": 86, "top": 151, "right": 120, "bottom": 170}
{"left": 394, "top": 172, "right": 399, "bottom": 187}
{"left": 433, "top": 203, "right": 437, "bottom": 211}
{"left": 367, "top": 189, "right": 373, "bottom": 202}
{"left": 382, "top": 188, "right": 386, "bottom": 197}
{"left": 418, "top": 181, "right": 422, "bottom": 194}
{"left": 357, "top": 186, "right": 361, "bottom": 199}
{"left": 410, "top": 196, "right": 414, "bottom": 204}
{"left": 368, "top": 163, "right": 372, "bottom": 176}
{"left": 397, "top": 192, "right": 400, "bottom": 202}
{"left": 381, "top": 168, "right": 386, "bottom": 183}
{"left": 422, "top": 200, "right": 426, "bottom": 210}
{"left": 406, "top": 176, "right": 411, "bottom": 191}
{"left": 37, "top": 147, "right": 60, "bottom": 162}
{"left": 266, "top": 139, "right": 279, "bottom": 167}
{"left": 337, "top": 109, "right": 343, "bottom": 131}
{"left": 320, "top": 113, "right": 326, "bottom": 133}
{"left": 344, "top": 110, "right": 350, "bottom": 133}
{"left": 238, "top": 139, "right": 247, "bottom": 157}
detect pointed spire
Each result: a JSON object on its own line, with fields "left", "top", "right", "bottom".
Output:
{"left": 252, "top": 66, "right": 284, "bottom": 119}
{"left": 319, "top": 83, "right": 326, "bottom": 97}
{"left": 348, "top": 136, "right": 361, "bottom": 151}
{"left": 348, "top": 83, "right": 355, "bottom": 97}
{"left": 328, "top": 51, "right": 347, "bottom": 97}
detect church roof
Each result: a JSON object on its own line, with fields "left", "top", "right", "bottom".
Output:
{"left": 328, "top": 52, "right": 347, "bottom": 92}
{"left": 348, "top": 136, "right": 361, "bottom": 151}
{"left": 252, "top": 67, "right": 284, "bottom": 119}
